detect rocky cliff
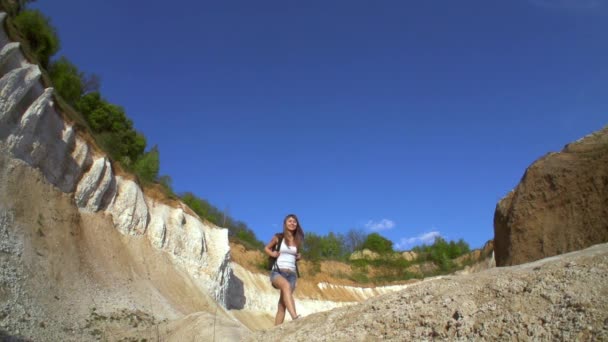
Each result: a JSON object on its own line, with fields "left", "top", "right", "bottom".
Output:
{"left": 0, "top": 11, "right": 250, "bottom": 340}
{"left": 0, "top": 12, "right": 233, "bottom": 305}
{"left": 494, "top": 126, "right": 608, "bottom": 266}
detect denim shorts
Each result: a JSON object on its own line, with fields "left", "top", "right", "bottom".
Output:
{"left": 270, "top": 269, "right": 297, "bottom": 291}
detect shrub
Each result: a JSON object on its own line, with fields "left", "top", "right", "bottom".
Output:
{"left": 301, "top": 232, "right": 322, "bottom": 261}
{"left": 48, "top": 56, "right": 83, "bottom": 105}
{"left": 133, "top": 146, "right": 160, "bottom": 184}
{"left": 158, "top": 175, "right": 174, "bottom": 196}
{"left": 319, "top": 232, "right": 346, "bottom": 260}
{"left": 2, "top": 0, "right": 37, "bottom": 16}
{"left": 412, "top": 237, "right": 471, "bottom": 273}
{"left": 76, "top": 92, "right": 146, "bottom": 165}
{"left": 360, "top": 232, "right": 393, "bottom": 254}
{"left": 12, "top": 9, "right": 59, "bottom": 67}
{"left": 48, "top": 56, "right": 99, "bottom": 106}
{"left": 234, "top": 229, "right": 264, "bottom": 250}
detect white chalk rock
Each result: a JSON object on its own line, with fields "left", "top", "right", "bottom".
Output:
{"left": 7, "top": 88, "right": 54, "bottom": 159}
{"left": 146, "top": 200, "right": 232, "bottom": 305}
{"left": 146, "top": 201, "right": 172, "bottom": 249}
{"left": 0, "top": 42, "right": 19, "bottom": 68}
{"left": 0, "top": 65, "right": 41, "bottom": 121}
{"left": 75, "top": 157, "right": 114, "bottom": 211}
{"left": 148, "top": 201, "right": 206, "bottom": 265}
{"left": 108, "top": 177, "right": 148, "bottom": 235}
{"left": 0, "top": 13, "right": 9, "bottom": 48}
{"left": 5, "top": 88, "right": 82, "bottom": 192}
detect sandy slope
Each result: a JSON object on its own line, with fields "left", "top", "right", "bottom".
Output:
{"left": 249, "top": 243, "right": 608, "bottom": 341}
{"left": 0, "top": 155, "right": 249, "bottom": 341}
{"left": 0, "top": 152, "right": 408, "bottom": 341}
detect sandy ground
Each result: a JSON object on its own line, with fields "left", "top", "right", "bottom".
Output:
{"left": 1, "top": 152, "right": 410, "bottom": 341}
{"left": 250, "top": 243, "right": 608, "bottom": 341}
{"left": 0, "top": 155, "right": 249, "bottom": 341}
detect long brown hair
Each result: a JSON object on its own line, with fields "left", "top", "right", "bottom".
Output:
{"left": 283, "top": 213, "right": 304, "bottom": 247}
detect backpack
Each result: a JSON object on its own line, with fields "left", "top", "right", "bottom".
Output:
{"left": 267, "top": 233, "right": 284, "bottom": 270}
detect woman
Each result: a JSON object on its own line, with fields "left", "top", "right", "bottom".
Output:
{"left": 264, "top": 213, "right": 304, "bottom": 325}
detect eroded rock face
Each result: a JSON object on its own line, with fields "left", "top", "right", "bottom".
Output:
{"left": 107, "top": 177, "right": 149, "bottom": 236}
{"left": 494, "top": 127, "right": 608, "bottom": 266}
{"left": 401, "top": 251, "right": 418, "bottom": 261}
{"left": 75, "top": 157, "right": 113, "bottom": 211}
{"left": 0, "top": 12, "right": 231, "bottom": 309}
{"left": 349, "top": 249, "right": 380, "bottom": 260}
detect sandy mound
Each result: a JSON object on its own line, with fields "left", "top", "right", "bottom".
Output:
{"left": 250, "top": 243, "right": 608, "bottom": 341}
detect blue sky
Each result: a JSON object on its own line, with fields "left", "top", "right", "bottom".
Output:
{"left": 32, "top": 1, "right": 607, "bottom": 250}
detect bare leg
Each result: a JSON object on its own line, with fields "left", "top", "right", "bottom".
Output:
{"left": 272, "top": 276, "right": 298, "bottom": 323}
{"left": 287, "top": 287, "right": 297, "bottom": 317}
{"left": 275, "top": 292, "right": 286, "bottom": 325}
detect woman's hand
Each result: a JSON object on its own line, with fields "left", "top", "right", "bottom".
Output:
{"left": 296, "top": 253, "right": 302, "bottom": 261}
{"left": 264, "top": 236, "right": 280, "bottom": 257}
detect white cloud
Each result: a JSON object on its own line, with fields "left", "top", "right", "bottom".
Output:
{"left": 395, "top": 231, "right": 442, "bottom": 250}
{"left": 529, "top": 0, "right": 605, "bottom": 9}
{"left": 364, "top": 219, "right": 395, "bottom": 231}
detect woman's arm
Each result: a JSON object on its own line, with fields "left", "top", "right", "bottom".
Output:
{"left": 264, "top": 235, "right": 280, "bottom": 257}
{"left": 296, "top": 241, "right": 302, "bottom": 260}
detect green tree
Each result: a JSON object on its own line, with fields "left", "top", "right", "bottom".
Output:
{"left": 88, "top": 102, "right": 129, "bottom": 132}
{"left": 77, "top": 92, "right": 131, "bottom": 133}
{"left": 95, "top": 129, "right": 145, "bottom": 167}
{"left": 48, "top": 56, "right": 99, "bottom": 105}
{"left": 233, "top": 221, "right": 264, "bottom": 250}
{"left": 411, "top": 237, "right": 471, "bottom": 272}
{"left": 429, "top": 237, "right": 451, "bottom": 271}
{"left": 361, "top": 232, "right": 393, "bottom": 254}
{"left": 12, "top": 9, "right": 59, "bottom": 67}
{"left": 450, "top": 239, "right": 471, "bottom": 259}
{"left": 5, "top": 0, "right": 37, "bottom": 15}
{"left": 235, "top": 230, "right": 258, "bottom": 248}
{"left": 48, "top": 56, "right": 83, "bottom": 105}
{"left": 319, "top": 232, "right": 345, "bottom": 260}
{"left": 133, "top": 146, "right": 160, "bottom": 184}
{"left": 181, "top": 192, "right": 212, "bottom": 219}
{"left": 76, "top": 92, "right": 146, "bottom": 165}
{"left": 302, "top": 232, "right": 323, "bottom": 261}
{"left": 75, "top": 91, "right": 103, "bottom": 116}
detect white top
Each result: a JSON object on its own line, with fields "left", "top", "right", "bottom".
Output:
{"left": 276, "top": 239, "right": 297, "bottom": 271}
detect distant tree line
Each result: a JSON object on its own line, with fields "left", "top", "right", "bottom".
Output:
{"left": 412, "top": 237, "right": 471, "bottom": 272}
{"left": 301, "top": 231, "right": 394, "bottom": 261}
